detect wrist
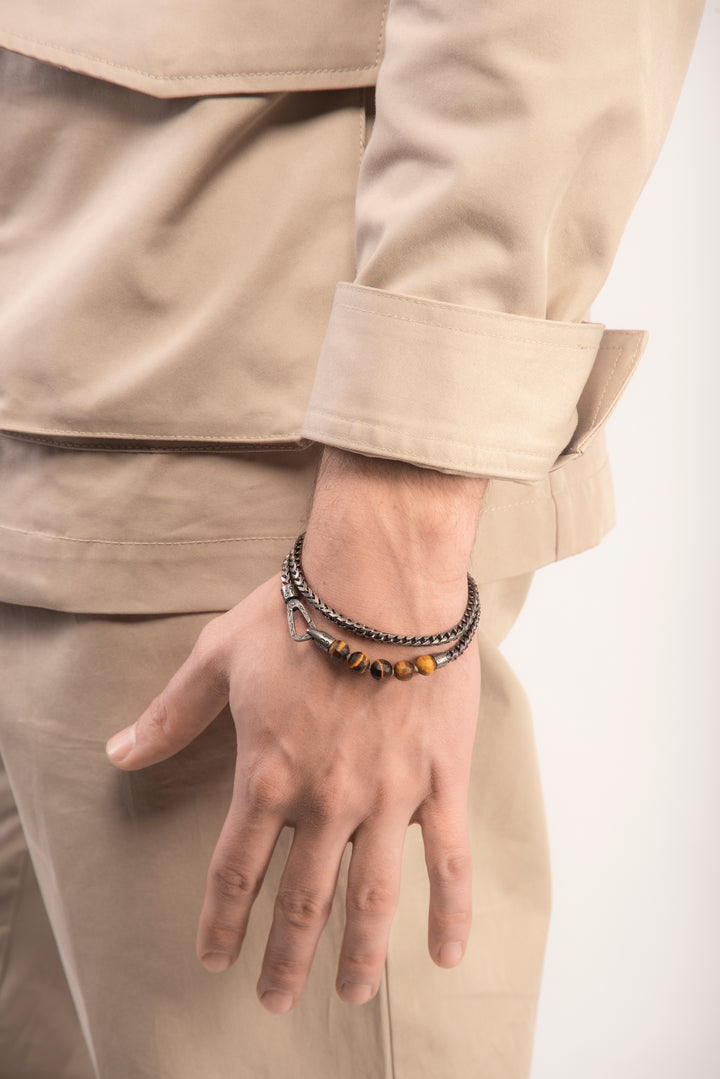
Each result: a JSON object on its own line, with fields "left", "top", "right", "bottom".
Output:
{"left": 302, "top": 449, "right": 486, "bottom": 634}
{"left": 281, "top": 537, "right": 481, "bottom": 678}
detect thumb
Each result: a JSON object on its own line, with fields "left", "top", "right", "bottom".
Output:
{"left": 106, "top": 622, "right": 230, "bottom": 770}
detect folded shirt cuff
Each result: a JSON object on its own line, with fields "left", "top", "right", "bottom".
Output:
{"left": 301, "top": 283, "right": 647, "bottom": 481}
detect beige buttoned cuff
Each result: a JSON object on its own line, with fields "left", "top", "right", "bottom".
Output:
{"left": 301, "top": 283, "right": 647, "bottom": 482}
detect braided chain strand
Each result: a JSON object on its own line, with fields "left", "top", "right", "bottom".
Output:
{"left": 285, "top": 533, "right": 479, "bottom": 648}
{"left": 280, "top": 537, "right": 482, "bottom": 680}
{"left": 434, "top": 602, "right": 481, "bottom": 668}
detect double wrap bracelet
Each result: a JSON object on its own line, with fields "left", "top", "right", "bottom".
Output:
{"left": 281, "top": 533, "right": 480, "bottom": 682}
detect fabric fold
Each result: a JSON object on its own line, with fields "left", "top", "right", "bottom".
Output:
{"left": 302, "top": 283, "right": 646, "bottom": 481}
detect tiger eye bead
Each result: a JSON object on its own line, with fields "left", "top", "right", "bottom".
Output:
{"left": 348, "top": 651, "right": 370, "bottom": 674}
{"left": 393, "top": 659, "right": 415, "bottom": 681}
{"left": 370, "top": 658, "right": 393, "bottom": 681}
{"left": 329, "top": 639, "right": 350, "bottom": 661}
{"left": 415, "top": 654, "right": 438, "bottom": 676}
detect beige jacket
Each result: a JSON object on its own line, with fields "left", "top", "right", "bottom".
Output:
{"left": 0, "top": 0, "right": 705, "bottom": 611}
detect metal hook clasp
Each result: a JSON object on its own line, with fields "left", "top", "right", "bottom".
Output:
{"left": 284, "top": 596, "right": 334, "bottom": 652}
{"left": 285, "top": 597, "right": 316, "bottom": 642}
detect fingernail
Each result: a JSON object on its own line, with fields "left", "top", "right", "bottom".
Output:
{"left": 105, "top": 725, "right": 136, "bottom": 763}
{"left": 338, "top": 982, "right": 374, "bottom": 1005}
{"left": 438, "top": 941, "right": 464, "bottom": 967}
{"left": 201, "top": 952, "right": 232, "bottom": 973}
{"left": 260, "top": 990, "right": 294, "bottom": 1014}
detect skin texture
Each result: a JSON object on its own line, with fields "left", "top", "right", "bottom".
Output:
{"left": 106, "top": 449, "right": 487, "bottom": 1013}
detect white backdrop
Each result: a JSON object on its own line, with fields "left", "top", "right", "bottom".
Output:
{"left": 503, "top": 7, "right": 720, "bottom": 1077}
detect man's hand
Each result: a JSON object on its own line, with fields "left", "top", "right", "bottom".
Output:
{"left": 106, "top": 450, "right": 486, "bottom": 1013}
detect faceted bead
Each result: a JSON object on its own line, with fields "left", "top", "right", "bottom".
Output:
{"left": 370, "top": 658, "right": 393, "bottom": 681}
{"left": 348, "top": 651, "right": 370, "bottom": 674}
{"left": 415, "top": 654, "right": 438, "bottom": 676}
{"left": 393, "top": 659, "right": 415, "bottom": 681}
{"left": 329, "top": 639, "right": 350, "bottom": 661}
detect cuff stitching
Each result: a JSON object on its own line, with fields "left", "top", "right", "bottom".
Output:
{"left": 587, "top": 345, "right": 623, "bottom": 432}
{"left": 588, "top": 332, "right": 645, "bottom": 432}
{"left": 304, "top": 407, "right": 551, "bottom": 459}
{"left": 333, "top": 302, "right": 598, "bottom": 351}
{"left": 340, "top": 284, "right": 601, "bottom": 331}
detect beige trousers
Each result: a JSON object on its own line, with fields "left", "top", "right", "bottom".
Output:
{"left": 0, "top": 564, "right": 549, "bottom": 1079}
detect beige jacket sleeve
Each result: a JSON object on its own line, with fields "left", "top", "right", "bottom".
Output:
{"left": 302, "top": 0, "right": 705, "bottom": 480}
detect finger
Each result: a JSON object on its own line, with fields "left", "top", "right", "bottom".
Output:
{"left": 257, "top": 826, "right": 347, "bottom": 1014}
{"left": 106, "top": 617, "right": 230, "bottom": 769}
{"left": 336, "top": 819, "right": 406, "bottom": 1005}
{"left": 420, "top": 801, "right": 473, "bottom": 968}
{"left": 197, "top": 801, "right": 284, "bottom": 973}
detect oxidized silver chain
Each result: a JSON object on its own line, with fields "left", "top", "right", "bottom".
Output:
{"left": 282, "top": 533, "right": 480, "bottom": 648}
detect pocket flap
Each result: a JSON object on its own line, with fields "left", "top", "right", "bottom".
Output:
{"left": 0, "top": 0, "right": 388, "bottom": 96}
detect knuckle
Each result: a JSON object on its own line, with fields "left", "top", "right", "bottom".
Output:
{"left": 432, "top": 848, "right": 472, "bottom": 886}
{"left": 368, "top": 784, "right": 396, "bottom": 816}
{"left": 202, "top": 917, "right": 240, "bottom": 952}
{"left": 432, "top": 905, "right": 472, "bottom": 933}
{"left": 263, "top": 951, "right": 306, "bottom": 986}
{"left": 244, "top": 762, "right": 291, "bottom": 814}
{"left": 276, "top": 887, "right": 330, "bottom": 930}
{"left": 348, "top": 881, "right": 396, "bottom": 918}
{"left": 141, "top": 690, "right": 173, "bottom": 743}
{"left": 211, "top": 863, "right": 259, "bottom": 903}
{"left": 195, "top": 616, "right": 223, "bottom": 653}
{"left": 304, "top": 781, "right": 348, "bottom": 826}
{"left": 341, "top": 947, "right": 384, "bottom": 977}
